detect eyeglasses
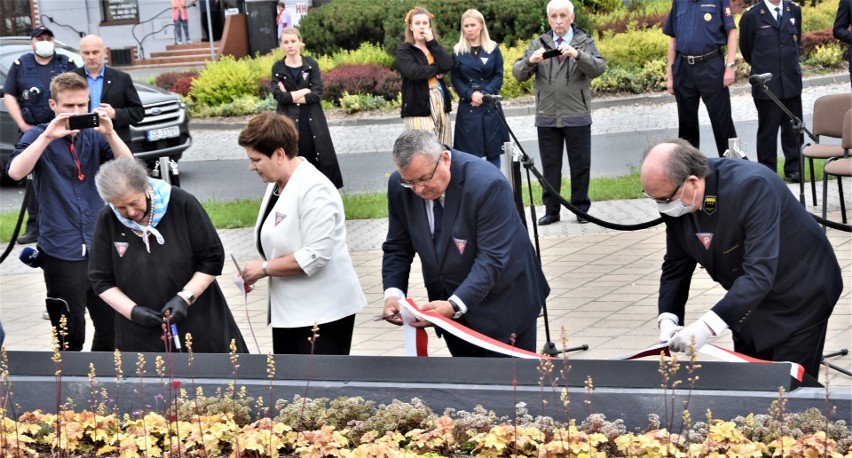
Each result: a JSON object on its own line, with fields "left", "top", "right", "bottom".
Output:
{"left": 398, "top": 158, "right": 441, "bottom": 188}
{"left": 643, "top": 182, "right": 683, "bottom": 204}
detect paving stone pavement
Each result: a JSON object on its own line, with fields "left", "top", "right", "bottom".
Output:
{"left": 1, "top": 75, "right": 849, "bottom": 390}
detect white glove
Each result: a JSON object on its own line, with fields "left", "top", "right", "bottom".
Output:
{"left": 668, "top": 319, "right": 715, "bottom": 353}
{"left": 658, "top": 318, "right": 679, "bottom": 343}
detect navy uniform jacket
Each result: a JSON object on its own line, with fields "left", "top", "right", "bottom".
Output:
{"left": 658, "top": 158, "right": 842, "bottom": 353}
{"left": 451, "top": 46, "right": 509, "bottom": 161}
{"left": 382, "top": 150, "right": 549, "bottom": 343}
{"left": 74, "top": 66, "right": 144, "bottom": 146}
{"left": 664, "top": 0, "right": 736, "bottom": 55}
{"left": 739, "top": 1, "right": 802, "bottom": 100}
{"left": 833, "top": 0, "right": 852, "bottom": 71}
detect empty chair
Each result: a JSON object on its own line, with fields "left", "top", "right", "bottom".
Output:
{"left": 821, "top": 108, "right": 852, "bottom": 224}
{"left": 802, "top": 93, "right": 852, "bottom": 206}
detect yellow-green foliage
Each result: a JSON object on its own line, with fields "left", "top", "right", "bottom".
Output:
{"left": 309, "top": 43, "right": 393, "bottom": 74}
{"left": 805, "top": 43, "right": 846, "bottom": 69}
{"left": 588, "top": 0, "right": 672, "bottom": 32}
{"left": 595, "top": 28, "right": 669, "bottom": 69}
{"left": 500, "top": 39, "right": 536, "bottom": 98}
{"left": 189, "top": 55, "right": 258, "bottom": 106}
{"left": 802, "top": 0, "right": 840, "bottom": 33}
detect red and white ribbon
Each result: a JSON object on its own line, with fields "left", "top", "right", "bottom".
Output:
{"left": 615, "top": 342, "right": 804, "bottom": 382}
{"left": 398, "top": 298, "right": 545, "bottom": 359}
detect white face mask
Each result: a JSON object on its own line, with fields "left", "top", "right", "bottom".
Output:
{"left": 657, "top": 183, "right": 697, "bottom": 217}
{"left": 34, "top": 40, "right": 55, "bottom": 57}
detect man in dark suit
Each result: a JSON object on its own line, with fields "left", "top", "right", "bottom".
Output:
{"left": 834, "top": 0, "right": 852, "bottom": 87}
{"left": 74, "top": 34, "right": 143, "bottom": 148}
{"left": 381, "top": 130, "right": 550, "bottom": 357}
{"left": 739, "top": 0, "right": 803, "bottom": 183}
{"left": 641, "top": 139, "right": 842, "bottom": 378}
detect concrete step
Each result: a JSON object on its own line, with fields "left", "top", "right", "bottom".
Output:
{"left": 121, "top": 60, "right": 209, "bottom": 71}
{"left": 166, "top": 41, "right": 220, "bottom": 51}
{"left": 151, "top": 47, "right": 220, "bottom": 58}
{"left": 135, "top": 54, "right": 216, "bottom": 66}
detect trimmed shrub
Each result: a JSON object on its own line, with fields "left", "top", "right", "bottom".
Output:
{"left": 298, "top": 0, "right": 389, "bottom": 56}
{"left": 804, "top": 43, "right": 846, "bottom": 70}
{"left": 801, "top": 0, "right": 842, "bottom": 33}
{"left": 188, "top": 56, "right": 257, "bottom": 106}
{"left": 323, "top": 63, "right": 401, "bottom": 103}
{"left": 339, "top": 92, "right": 392, "bottom": 113}
{"left": 501, "top": 39, "right": 537, "bottom": 99}
{"left": 801, "top": 28, "right": 839, "bottom": 57}
{"left": 595, "top": 28, "right": 669, "bottom": 70}
{"left": 153, "top": 70, "right": 199, "bottom": 97}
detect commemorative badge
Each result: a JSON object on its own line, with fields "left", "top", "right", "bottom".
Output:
{"left": 453, "top": 238, "right": 467, "bottom": 255}
{"left": 703, "top": 195, "right": 717, "bottom": 215}
{"left": 274, "top": 212, "right": 286, "bottom": 226}
{"left": 114, "top": 242, "right": 129, "bottom": 258}
{"left": 704, "top": 12, "right": 712, "bottom": 21}
{"left": 724, "top": 6, "right": 732, "bottom": 16}
{"left": 696, "top": 232, "right": 713, "bottom": 250}
{"left": 481, "top": 57, "right": 488, "bottom": 65}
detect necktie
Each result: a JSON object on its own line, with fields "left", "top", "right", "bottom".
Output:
{"left": 555, "top": 37, "right": 565, "bottom": 62}
{"left": 432, "top": 199, "right": 443, "bottom": 254}
{"left": 774, "top": 7, "right": 782, "bottom": 25}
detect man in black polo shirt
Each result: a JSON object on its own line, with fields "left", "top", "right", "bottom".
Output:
{"left": 664, "top": 0, "right": 738, "bottom": 157}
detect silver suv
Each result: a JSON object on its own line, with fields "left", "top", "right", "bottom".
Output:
{"left": 0, "top": 37, "right": 191, "bottom": 177}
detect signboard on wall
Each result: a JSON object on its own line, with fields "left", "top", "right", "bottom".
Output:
{"left": 102, "top": 0, "right": 139, "bottom": 22}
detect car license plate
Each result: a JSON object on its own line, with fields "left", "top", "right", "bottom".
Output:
{"left": 146, "top": 126, "right": 180, "bottom": 141}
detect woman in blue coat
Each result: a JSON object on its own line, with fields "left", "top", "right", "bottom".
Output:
{"left": 451, "top": 9, "right": 509, "bottom": 168}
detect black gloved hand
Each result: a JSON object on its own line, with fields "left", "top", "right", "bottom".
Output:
{"left": 130, "top": 305, "right": 163, "bottom": 327}
{"left": 161, "top": 295, "right": 189, "bottom": 324}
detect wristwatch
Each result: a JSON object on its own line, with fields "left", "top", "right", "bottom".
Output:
{"left": 725, "top": 62, "right": 736, "bottom": 69}
{"left": 448, "top": 299, "right": 463, "bottom": 319}
{"left": 261, "top": 261, "right": 269, "bottom": 277}
{"left": 178, "top": 289, "right": 196, "bottom": 305}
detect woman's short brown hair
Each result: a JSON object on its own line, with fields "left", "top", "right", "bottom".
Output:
{"left": 237, "top": 112, "right": 299, "bottom": 158}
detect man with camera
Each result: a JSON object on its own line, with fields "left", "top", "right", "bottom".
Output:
{"left": 3, "top": 25, "right": 78, "bottom": 245}
{"left": 512, "top": 0, "right": 606, "bottom": 226}
{"left": 7, "top": 72, "right": 132, "bottom": 352}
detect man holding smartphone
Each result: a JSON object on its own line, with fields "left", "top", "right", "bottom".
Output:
{"left": 512, "top": 0, "right": 606, "bottom": 226}
{"left": 7, "top": 72, "right": 132, "bottom": 352}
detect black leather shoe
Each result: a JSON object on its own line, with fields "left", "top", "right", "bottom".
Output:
{"left": 17, "top": 231, "right": 38, "bottom": 245}
{"left": 576, "top": 216, "right": 590, "bottom": 224}
{"left": 785, "top": 173, "right": 801, "bottom": 183}
{"left": 538, "top": 214, "right": 560, "bottom": 226}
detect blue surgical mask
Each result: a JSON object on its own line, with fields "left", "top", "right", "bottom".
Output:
{"left": 658, "top": 184, "right": 696, "bottom": 217}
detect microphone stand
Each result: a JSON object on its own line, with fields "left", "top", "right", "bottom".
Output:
{"left": 488, "top": 97, "right": 560, "bottom": 357}
{"left": 822, "top": 349, "right": 852, "bottom": 377}
{"left": 752, "top": 77, "right": 817, "bottom": 207}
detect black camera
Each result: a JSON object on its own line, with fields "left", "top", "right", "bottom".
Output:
{"left": 542, "top": 49, "right": 562, "bottom": 59}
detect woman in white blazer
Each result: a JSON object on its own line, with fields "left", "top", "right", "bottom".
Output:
{"left": 237, "top": 112, "right": 365, "bottom": 354}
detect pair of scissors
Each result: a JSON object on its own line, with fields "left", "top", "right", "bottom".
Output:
{"left": 231, "top": 254, "right": 254, "bottom": 292}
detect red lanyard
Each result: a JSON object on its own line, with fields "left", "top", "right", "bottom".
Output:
{"left": 69, "top": 142, "right": 85, "bottom": 181}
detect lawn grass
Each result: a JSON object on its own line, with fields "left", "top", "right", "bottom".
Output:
{"left": 0, "top": 158, "right": 826, "bottom": 244}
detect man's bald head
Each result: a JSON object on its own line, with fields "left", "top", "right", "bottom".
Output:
{"left": 79, "top": 34, "right": 106, "bottom": 75}
{"left": 640, "top": 139, "right": 710, "bottom": 198}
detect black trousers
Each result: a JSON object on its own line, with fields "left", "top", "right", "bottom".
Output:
{"left": 754, "top": 97, "right": 803, "bottom": 177}
{"left": 537, "top": 124, "right": 591, "bottom": 216}
{"left": 272, "top": 313, "right": 356, "bottom": 355}
{"left": 672, "top": 55, "right": 737, "bottom": 156}
{"left": 42, "top": 255, "right": 115, "bottom": 351}
{"left": 733, "top": 318, "right": 829, "bottom": 380}
{"left": 443, "top": 318, "right": 537, "bottom": 357}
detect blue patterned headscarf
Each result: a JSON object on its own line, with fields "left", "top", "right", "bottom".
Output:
{"left": 109, "top": 177, "right": 171, "bottom": 253}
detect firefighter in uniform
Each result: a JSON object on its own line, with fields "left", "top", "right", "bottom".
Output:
{"left": 2, "top": 25, "right": 77, "bottom": 245}
{"left": 664, "top": 0, "right": 738, "bottom": 157}
{"left": 740, "top": 0, "right": 804, "bottom": 182}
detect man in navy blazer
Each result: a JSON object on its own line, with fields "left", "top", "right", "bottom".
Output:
{"left": 641, "top": 139, "right": 842, "bottom": 378}
{"left": 74, "top": 35, "right": 143, "bottom": 148}
{"left": 381, "top": 130, "right": 550, "bottom": 357}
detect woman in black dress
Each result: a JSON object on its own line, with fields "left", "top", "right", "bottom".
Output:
{"left": 271, "top": 27, "right": 343, "bottom": 188}
{"left": 89, "top": 157, "right": 247, "bottom": 353}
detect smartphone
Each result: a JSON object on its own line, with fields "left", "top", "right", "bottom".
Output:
{"left": 67, "top": 113, "right": 99, "bottom": 130}
{"left": 542, "top": 49, "right": 562, "bottom": 59}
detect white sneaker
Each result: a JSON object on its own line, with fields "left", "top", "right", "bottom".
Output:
{"left": 186, "top": 40, "right": 193, "bottom": 44}
{"left": 177, "top": 40, "right": 183, "bottom": 45}
{"left": 42, "top": 312, "right": 50, "bottom": 320}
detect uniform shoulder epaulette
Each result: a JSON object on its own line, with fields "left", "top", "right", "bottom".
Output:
{"left": 13, "top": 59, "right": 20, "bottom": 66}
